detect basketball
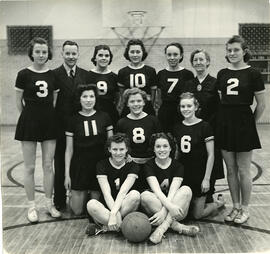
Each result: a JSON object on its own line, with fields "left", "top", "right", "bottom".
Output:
{"left": 121, "top": 212, "right": 152, "bottom": 243}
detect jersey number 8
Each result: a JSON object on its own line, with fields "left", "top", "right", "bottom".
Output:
{"left": 132, "top": 127, "right": 145, "bottom": 143}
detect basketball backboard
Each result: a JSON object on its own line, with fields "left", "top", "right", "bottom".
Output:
{"left": 102, "top": 0, "right": 172, "bottom": 28}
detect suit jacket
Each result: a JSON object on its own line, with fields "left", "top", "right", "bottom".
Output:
{"left": 53, "top": 65, "right": 90, "bottom": 133}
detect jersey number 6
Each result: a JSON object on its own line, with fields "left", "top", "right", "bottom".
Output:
{"left": 180, "top": 135, "right": 191, "bottom": 153}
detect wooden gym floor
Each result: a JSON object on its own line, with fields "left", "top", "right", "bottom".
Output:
{"left": 1, "top": 125, "right": 270, "bottom": 254}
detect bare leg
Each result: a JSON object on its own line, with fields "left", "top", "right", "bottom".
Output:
{"left": 87, "top": 199, "right": 112, "bottom": 225}
{"left": 70, "top": 190, "right": 88, "bottom": 215}
{"left": 222, "top": 150, "right": 240, "bottom": 207}
{"left": 236, "top": 151, "right": 252, "bottom": 207}
{"left": 41, "top": 140, "right": 56, "bottom": 199}
{"left": 192, "top": 196, "right": 218, "bottom": 219}
{"left": 21, "top": 141, "right": 37, "bottom": 201}
{"left": 140, "top": 190, "right": 163, "bottom": 215}
{"left": 120, "top": 190, "right": 140, "bottom": 218}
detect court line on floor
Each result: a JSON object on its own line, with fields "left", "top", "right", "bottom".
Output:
{"left": 3, "top": 215, "right": 270, "bottom": 236}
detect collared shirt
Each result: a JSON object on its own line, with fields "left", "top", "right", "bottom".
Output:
{"left": 63, "top": 63, "right": 77, "bottom": 77}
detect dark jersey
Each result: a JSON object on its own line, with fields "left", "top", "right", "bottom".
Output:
{"left": 173, "top": 120, "right": 213, "bottom": 182}
{"left": 144, "top": 158, "right": 184, "bottom": 194}
{"left": 15, "top": 68, "right": 58, "bottom": 106}
{"left": 96, "top": 159, "right": 139, "bottom": 198}
{"left": 157, "top": 68, "right": 194, "bottom": 103}
{"left": 116, "top": 115, "right": 161, "bottom": 158}
{"left": 184, "top": 75, "right": 220, "bottom": 125}
{"left": 216, "top": 67, "right": 265, "bottom": 105}
{"left": 118, "top": 65, "right": 157, "bottom": 95}
{"left": 66, "top": 111, "right": 113, "bottom": 151}
{"left": 87, "top": 71, "right": 118, "bottom": 101}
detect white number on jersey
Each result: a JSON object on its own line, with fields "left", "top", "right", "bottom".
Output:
{"left": 132, "top": 127, "right": 145, "bottom": 143}
{"left": 167, "top": 78, "right": 178, "bottom": 93}
{"left": 115, "top": 178, "right": 120, "bottom": 190}
{"left": 227, "top": 78, "right": 239, "bottom": 95}
{"left": 83, "top": 120, "right": 98, "bottom": 136}
{"left": 130, "top": 73, "right": 146, "bottom": 88}
{"left": 35, "top": 81, "right": 48, "bottom": 97}
{"left": 97, "top": 81, "right": 108, "bottom": 95}
{"left": 180, "top": 135, "right": 191, "bottom": 153}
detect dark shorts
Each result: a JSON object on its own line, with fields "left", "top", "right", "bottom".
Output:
{"left": 216, "top": 105, "right": 261, "bottom": 152}
{"left": 15, "top": 105, "right": 58, "bottom": 142}
{"left": 70, "top": 149, "right": 104, "bottom": 191}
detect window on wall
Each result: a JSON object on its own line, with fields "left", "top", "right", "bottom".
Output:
{"left": 239, "top": 23, "right": 270, "bottom": 84}
{"left": 7, "top": 26, "right": 53, "bottom": 55}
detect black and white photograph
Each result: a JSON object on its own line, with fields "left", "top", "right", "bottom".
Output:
{"left": 0, "top": 0, "right": 270, "bottom": 253}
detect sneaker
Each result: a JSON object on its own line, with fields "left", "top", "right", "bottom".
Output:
{"left": 27, "top": 207, "right": 39, "bottom": 223}
{"left": 149, "top": 228, "right": 164, "bottom": 244}
{"left": 224, "top": 208, "right": 240, "bottom": 222}
{"left": 234, "top": 210, "right": 249, "bottom": 224}
{"left": 85, "top": 223, "right": 107, "bottom": 236}
{"left": 171, "top": 221, "right": 199, "bottom": 237}
{"left": 47, "top": 205, "right": 61, "bottom": 218}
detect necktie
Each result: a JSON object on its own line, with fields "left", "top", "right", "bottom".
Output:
{"left": 70, "top": 69, "right": 74, "bottom": 78}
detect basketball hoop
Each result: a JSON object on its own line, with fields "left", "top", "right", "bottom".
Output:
{"left": 128, "top": 11, "right": 147, "bottom": 27}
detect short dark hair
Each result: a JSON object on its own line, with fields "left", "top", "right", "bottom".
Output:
{"left": 178, "top": 92, "right": 200, "bottom": 111}
{"left": 91, "top": 44, "right": 113, "bottom": 66}
{"left": 123, "top": 39, "right": 148, "bottom": 61}
{"left": 62, "top": 40, "right": 79, "bottom": 50}
{"left": 75, "top": 84, "right": 99, "bottom": 111}
{"left": 28, "top": 37, "right": 52, "bottom": 62}
{"left": 225, "top": 35, "right": 252, "bottom": 63}
{"left": 149, "top": 132, "right": 176, "bottom": 157}
{"left": 190, "top": 49, "right": 211, "bottom": 67}
{"left": 164, "top": 42, "right": 184, "bottom": 63}
{"left": 105, "top": 133, "right": 131, "bottom": 156}
{"left": 122, "top": 88, "right": 147, "bottom": 107}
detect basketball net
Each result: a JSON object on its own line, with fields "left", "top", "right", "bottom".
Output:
{"left": 111, "top": 10, "right": 165, "bottom": 51}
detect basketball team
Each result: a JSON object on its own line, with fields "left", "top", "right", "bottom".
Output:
{"left": 14, "top": 35, "right": 265, "bottom": 244}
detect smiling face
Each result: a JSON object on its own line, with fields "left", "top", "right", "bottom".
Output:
{"left": 32, "top": 43, "right": 48, "bottom": 66}
{"left": 180, "top": 98, "right": 197, "bottom": 119}
{"left": 80, "top": 90, "right": 96, "bottom": 111}
{"left": 154, "top": 138, "right": 171, "bottom": 160}
{"left": 128, "top": 45, "right": 143, "bottom": 64}
{"left": 62, "top": 45, "right": 79, "bottom": 68}
{"left": 226, "top": 42, "right": 245, "bottom": 65}
{"left": 166, "top": 45, "right": 182, "bottom": 68}
{"left": 95, "top": 49, "right": 110, "bottom": 68}
{"left": 127, "top": 93, "right": 145, "bottom": 116}
{"left": 109, "top": 141, "right": 128, "bottom": 164}
{"left": 192, "top": 52, "right": 209, "bottom": 73}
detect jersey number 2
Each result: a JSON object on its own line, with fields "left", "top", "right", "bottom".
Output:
{"left": 227, "top": 78, "right": 239, "bottom": 95}
{"left": 35, "top": 81, "right": 48, "bottom": 97}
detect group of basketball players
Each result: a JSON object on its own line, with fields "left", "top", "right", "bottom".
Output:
{"left": 14, "top": 35, "right": 265, "bottom": 244}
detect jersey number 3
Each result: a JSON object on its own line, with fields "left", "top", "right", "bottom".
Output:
{"left": 35, "top": 81, "right": 48, "bottom": 97}
{"left": 180, "top": 135, "right": 191, "bottom": 153}
{"left": 226, "top": 78, "right": 239, "bottom": 95}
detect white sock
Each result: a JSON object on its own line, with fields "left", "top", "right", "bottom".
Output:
{"left": 28, "top": 200, "right": 35, "bottom": 209}
{"left": 234, "top": 203, "right": 241, "bottom": 209}
{"left": 241, "top": 205, "right": 249, "bottom": 213}
{"left": 46, "top": 197, "right": 52, "bottom": 207}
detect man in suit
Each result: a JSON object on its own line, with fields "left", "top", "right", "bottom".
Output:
{"left": 53, "top": 40, "right": 90, "bottom": 210}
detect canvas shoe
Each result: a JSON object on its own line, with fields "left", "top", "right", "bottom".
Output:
{"left": 27, "top": 207, "right": 39, "bottom": 223}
